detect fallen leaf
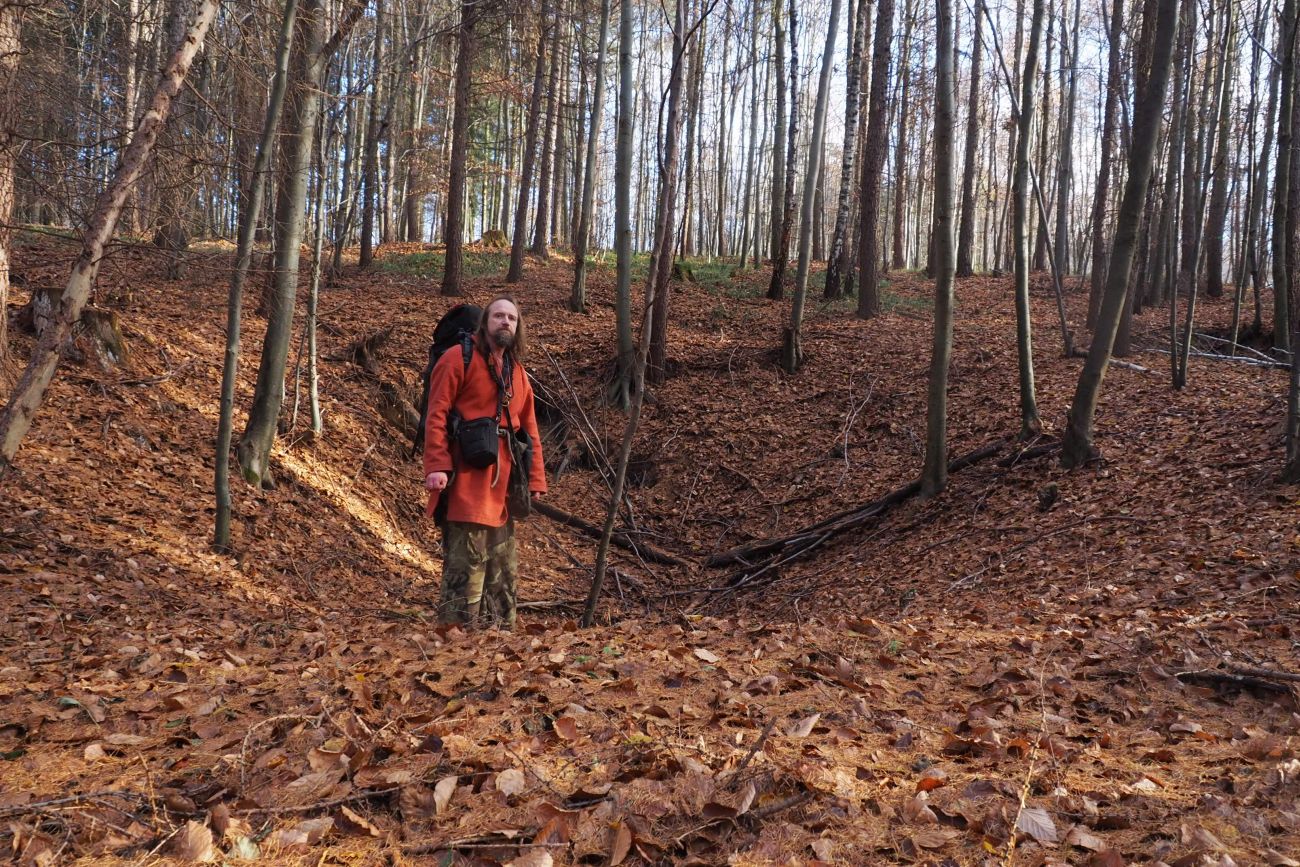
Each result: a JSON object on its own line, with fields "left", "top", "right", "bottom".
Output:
{"left": 811, "top": 838, "right": 835, "bottom": 860}
{"left": 553, "top": 716, "right": 579, "bottom": 740}
{"left": 83, "top": 743, "right": 106, "bottom": 761}
{"left": 338, "top": 805, "right": 381, "bottom": 837}
{"left": 912, "top": 827, "right": 961, "bottom": 849}
{"left": 169, "top": 820, "right": 217, "bottom": 862}
{"left": 916, "top": 767, "right": 948, "bottom": 792}
{"left": 694, "top": 647, "right": 720, "bottom": 664}
{"left": 104, "top": 733, "right": 146, "bottom": 747}
{"left": 434, "top": 776, "right": 458, "bottom": 813}
{"left": 1065, "top": 824, "right": 1107, "bottom": 852}
{"left": 1016, "top": 806, "right": 1058, "bottom": 844}
{"left": 268, "top": 817, "right": 333, "bottom": 852}
{"left": 496, "top": 768, "right": 527, "bottom": 797}
{"left": 505, "top": 851, "right": 553, "bottom": 867}
{"left": 609, "top": 820, "right": 633, "bottom": 866}
{"left": 787, "top": 713, "right": 820, "bottom": 737}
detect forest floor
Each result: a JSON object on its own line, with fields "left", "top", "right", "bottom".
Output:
{"left": 2, "top": 234, "right": 1299, "bottom": 866}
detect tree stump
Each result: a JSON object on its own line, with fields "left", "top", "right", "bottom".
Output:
{"left": 672, "top": 261, "right": 695, "bottom": 282}
{"left": 378, "top": 380, "right": 419, "bottom": 441}
{"left": 15, "top": 288, "right": 130, "bottom": 369}
{"left": 481, "top": 229, "right": 508, "bottom": 248}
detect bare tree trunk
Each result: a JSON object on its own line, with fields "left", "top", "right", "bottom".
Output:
{"left": 238, "top": 0, "right": 363, "bottom": 488}
{"left": 572, "top": 0, "right": 611, "bottom": 313}
{"left": 825, "top": 0, "right": 867, "bottom": 298}
{"left": 856, "top": 0, "right": 896, "bottom": 318}
{"left": 782, "top": 0, "right": 839, "bottom": 373}
{"left": 586, "top": 0, "right": 692, "bottom": 625}
{"left": 891, "top": 2, "right": 915, "bottom": 271}
{"left": 608, "top": 0, "right": 634, "bottom": 408}
{"left": 1274, "top": 0, "right": 1296, "bottom": 353}
{"left": 1061, "top": 0, "right": 1177, "bottom": 468}
{"left": 1204, "top": 4, "right": 1234, "bottom": 299}
{"left": 768, "top": 0, "right": 786, "bottom": 267}
{"left": 1087, "top": 0, "right": 1124, "bottom": 330}
{"left": 530, "top": 16, "right": 562, "bottom": 257}
{"left": 1053, "top": 0, "right": 1080, "bottom": 275}
{"left": 442, "top": 0, "right": 477, "bottom": 296}
{"left": 645, "top": 0, "right": 690, "bottom": 386}
{"left": 767, "top": 0, "right": 798, "bottom": 300}
{"left": 215, "top": 0, "right": 299, "bottom": 551}
{"left": 1013, "top": 0, "right": 1046, "bottom": 438}
{"left": 0, "top": 0, "right": 23, "bottom": 382}
{"left": 922, "top": 0, "right": 956, "bottom": 496}
{"left": 679, "top": 11, "right": 705, "bottom": 259}
{"left": 955, "top": 0, "right": 983, "bottom": 278}
{"left": 359, "top": 0, "right": 386, "bottom": 268}
{"left": 0, "top": 0, "right": 220, "bottom": 470}
{"left": 737, "top": 0, "right": 761, "bottom": 271}
{"left": 508, "top": 7, "right": 551, "bottom": 281}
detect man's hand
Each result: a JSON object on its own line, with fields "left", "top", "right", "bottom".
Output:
{"left": 426, "top": 471, "right": 449, "bottom": 491}
{"left": 531, "top": 491, "right": 543, "bottom": 502}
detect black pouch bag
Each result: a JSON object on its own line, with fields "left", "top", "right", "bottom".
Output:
{"left": 455, "top": 416, "right": 499, "bottom": 469}
{"left": 505, "top": 427, "right": 533, "bottom": 520}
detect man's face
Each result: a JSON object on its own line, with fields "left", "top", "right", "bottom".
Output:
{"left": 486, "top": 300, "right": 519, "bottom": 350}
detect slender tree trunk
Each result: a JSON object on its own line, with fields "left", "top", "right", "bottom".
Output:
{"left": 0, "top": 0, "right": 220, "bottom": 470}
{"left": 215, "top": 0, "right": 299, "bottom": 550}
{"left": 955, "top": 0, "right": 983, "bottom": 278}
{"left": 1030, "top": 2, "right": 1053, "bottom": 272}
{"left": 825, "top": 0, "right": 868, "bottom": 298}
{"left": 738, "top": 0, "right": 761, "bottom": 271}
{"left": 0, "top": 1, "right": 23, "bottom": 381}
{"left": 507, "top": 6, "right": 552, "bottom": 282}
{"left": 645, "top": 0, "right": 691, "bottom": 385}
{"left": 1204, "top": 6, "right": 1234, "bottom": 299}
{"left": 923, "top": 0, "right": 956, "bottom": 495}
{"left": 1012, "top": 0, "right": 1046, "bottom": 438}
{"left": 1053, "top": 0, "right": 1080, "bottom": 275}
{"left": 782, "top": 0, "right": 840, "bottom": 372}
{"left": 238, "top": 0, "right": 363, "bottom": 487}
{"left": 1088, "top": 0, "right": 1124, "bottom": 329}
{"left": 768, "top": 0, "right": 786, "bottom": 266}
{"left": 531, "top": 17, "right": 562, "bottom": 257}
{"left": 1274, "top": 0, "right": 1297, "bottom": 352}
{"left": 1061, "top": 0, "right": 1178, "bottom": 468}
{"left": 857, "top": 0, "right": 896, "bottom": 318}
{"left": 608, "top": 0, "right": 635, "bottom": 407}
{"left": 679, "top": 12, "right": 705, "bottom": 259}
{"left": 891, "top": 2, "right": 915, "bottom": 271}
{"left": 572, "top": 0, "right": 611, "bottom": 313}
{"left": 442, "top": 0, "right": 477, "bottom": 295}
{"left": 359, "top": 0, "right": 386, "bottom": 268}
{"left": 768, "top": 0, "right": 799, "bottom": 299}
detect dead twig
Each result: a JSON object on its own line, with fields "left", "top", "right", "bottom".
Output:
{"left": 726, "top": 717, "right": 778, "bottom": 791}
{"left": 231, "top": 786, "right": 400, "bottom": 815}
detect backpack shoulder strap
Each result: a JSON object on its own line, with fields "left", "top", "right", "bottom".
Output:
{"left": 460, "top": 333, "right": 474, "bottom": 371}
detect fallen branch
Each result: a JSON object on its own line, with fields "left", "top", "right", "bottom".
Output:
{"left": 533, "top": 500, "right": 689, "bottom": 567}
{"left": 403, "top": 833, "right": 562, "bottom": 856}
{"left": 1174, "top": 668, "right": 1295, "bottom": 697}
{"left": 1224, "top": 661, "right": 1300, "bottom": 684}
{"left": 330, "top": 327, "right": 392, "bottom": 374}
{"left": 707, "top": 440, "right": 1007, "bottom": 569}
{"left": 231, "top": 787, "right": 400, "bottom": 815}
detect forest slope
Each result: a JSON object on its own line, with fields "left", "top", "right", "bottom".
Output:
{"left": 1, "top": 237, "right": 1298, "bottom": 865}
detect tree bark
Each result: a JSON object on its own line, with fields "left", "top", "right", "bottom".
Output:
{"left": 0, "top": 0, "right": 220, "bottom": 470}
{"left": 608, "top": 0, "right": 635, "bottom": 408}
{"left": 782, "top": 0, "right": 840, "bottom": 374}
{"left": 922, "top": 0, "right": 956, "bottom": 496}
{"left": 955, "top": 0, "right": 983, "bottom": 278}
{"left": 441, "top": 0, "right": 478, "bottom": 296}
{"left": 0, "top": 0, "right": 23, "bottom": 382}
{"left": 1012, "top": 0, "right": 1045, "bottom": 438}
{"left": 767, "top": 0, "right": 798, "bottom": 300}
{"left": 1274, "top": 0, "right": 1296, "bottom": 353}
{"left": 507, "top": 5, "right": 552, "bottom": 282}
{"left": 358, "top": 0, "right": 386, "bottom": 269}
{"left": 1061, "top": 0, "right": 1178, "bottom": 468}
{"left": 530, "top": 16, "right": 562, "bottom": 257}
{"left": 1087, "top": 0, "right": 1123, "bottom": 330}
{"left": 825, "top": 0, "right": 868, "bottom": 299}
{"left": 237, "top": 0, "right": 363, "bottom": 488}
{"left": 215, "top": 0, "right": 300, "bottom": 550}
{"left": 857, "top": 0, "right": 896, "bottom": 318}
{"left": 571, "top": 0, "right": 611, "bottom": 313}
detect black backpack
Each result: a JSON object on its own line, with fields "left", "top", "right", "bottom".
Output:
{"left": 412, "top": 303, "right": 482, "bottom": 456}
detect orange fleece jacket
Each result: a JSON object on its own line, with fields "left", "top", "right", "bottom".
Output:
{"left": 422, "top": 337, "right": 547, "bottom": 526}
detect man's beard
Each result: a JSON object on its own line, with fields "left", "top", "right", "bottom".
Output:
{"left": 491, "top": 328, "right": 515, "bottom": 350}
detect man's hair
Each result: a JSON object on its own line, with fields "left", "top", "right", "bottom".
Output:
{"left": 477, "top": 294, "right": 528, "bottom": 363}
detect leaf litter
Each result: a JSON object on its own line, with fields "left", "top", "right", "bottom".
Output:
{"left": 1, "top": 240, "right": 1299, "bottom": 863}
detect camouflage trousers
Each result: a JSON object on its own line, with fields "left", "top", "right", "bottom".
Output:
{"left": 438, "top": 520, "right": 518, "bottom": 629}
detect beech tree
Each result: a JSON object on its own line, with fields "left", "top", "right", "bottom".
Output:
{"left": 856, "top": 0, "right": 895, "bottom": 319}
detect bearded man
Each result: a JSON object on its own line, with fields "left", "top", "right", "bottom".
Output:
{"left": 422, "top": 295, "right": 547, "bottom": 628}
